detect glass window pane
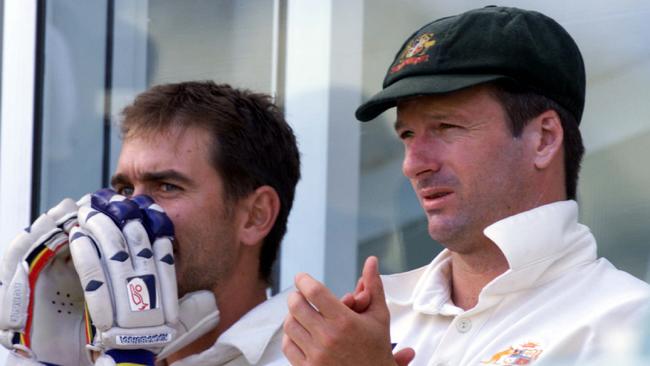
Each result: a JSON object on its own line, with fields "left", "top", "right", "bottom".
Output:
{"left": 38, "top": 0, "right": 277, "bottom": 214}
{"left": 39, "top": 0, "right": 107, "bottom": 212}
{"left": 146, "top": 0, "right": 275, "bottom": 93}
{"left": 109, "top": 0, "right": 277, "bottom": 179}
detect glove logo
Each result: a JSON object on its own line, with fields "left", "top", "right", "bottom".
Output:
{"left": 126, "top": 275, "right": 157, "bottom": 311}
{"left": 9, "top": 282, "right": 23, "bottom": 324}
{"left": 116, "top": 332, "right": 172, "bottom": 346}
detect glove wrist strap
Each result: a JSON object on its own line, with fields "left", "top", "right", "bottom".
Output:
{"left": 105, "top": 349, "right": 155, "bottom": 366}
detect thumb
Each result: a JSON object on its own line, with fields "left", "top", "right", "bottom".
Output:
{"left": 362, "top": 256, "right": 387, "bottom": 314}
{"left": 394, "top": 347, "right": 416, "bottom": 366}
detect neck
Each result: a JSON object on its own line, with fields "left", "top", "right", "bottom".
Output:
{"left": 446, "top": 172, "right": 566, "bottom": 311}
{"left": 449, "top": 239, "right": 508, "bottom": 310}
{"left": 164, "top": 250, "right": 268, "bottom": 364}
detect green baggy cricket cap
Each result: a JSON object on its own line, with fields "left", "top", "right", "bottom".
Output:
{"left": 355, "top": 6, "right": 586, "bottom": 124}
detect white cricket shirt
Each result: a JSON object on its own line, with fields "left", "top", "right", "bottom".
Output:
{"left": 170, "top": 289, "right": 289, "bottom": 366}
{"left": 383, "top": 200, "right": 650, "bottom": 365}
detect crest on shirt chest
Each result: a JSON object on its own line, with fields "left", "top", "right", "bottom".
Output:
{"left": 481, "top": 341, "right": 543, "bottom": 365}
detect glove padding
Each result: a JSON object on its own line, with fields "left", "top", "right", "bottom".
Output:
{"left": 157, "top": 290, "right": 220, "bottom": 360}
{"left": 0, "top": 197, "right": 92, "bottom": 365}
{"left": 70, "top": 189, "right": 179, "bottom": 353}
{"left": 89, "top": 291, "right": 220, "bottom": 365}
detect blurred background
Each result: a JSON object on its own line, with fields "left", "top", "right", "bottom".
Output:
{"left": 1, "top": 0, "right": 649, "bottom": 362}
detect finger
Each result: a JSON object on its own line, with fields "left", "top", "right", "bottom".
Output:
{"left": 127, "top": 196, "right": 159, "bottom": 274}
{"left": 362, "top": 256, "right": 388, "bottom": 314}
{"left": 287, "top": 291, "right": 323, "bottom": 334}
{"left": 78, "top": 205, "right": 130, "bottom": 273}
{"left": 76, "top": 193, "right": 91, "bottom": 208}
{"left": 394, "top": 347, "right": 416, "bottom": 366}
{"left": 69, "top": 227, "right": 114, "bottom": 331}
{"left": 133, "top": 196, "right": 178, "bottom": 324}
{"left": 46, "top": 198, "right": 79, "bottom": 233}
{"left": 354, "top": 276, "right": 365, "bottom": 294}
{"left": 282, "top": 333, "right": 306, "bottom": 366}
{"left": 0, "top": 214, "right": 57, "bottom": 280}
{"left": 283, "top": 313, "right": 313, "bottom": 356}
{"left": 350, "top": 276, "right": 371, "bottom": 312}
{"left": 341, "top": 290, "right": 371, "bottom": 313}
{"left": 152, "top": 237, "right": 177, "bottom": 323}
{"left": 352, "top": 288, "right": 371, "bottom": 313}
{"left": 122, "top": 220, "right": 155, "bottom": 275}
{"left": 340, "top": 293, "right": 355, "bottom": 309}
{"left": 294, "top": 273, "right": 346, "bottom": 319}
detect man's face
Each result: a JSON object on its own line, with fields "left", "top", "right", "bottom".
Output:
{"left": 112, "top": 126, "right": 238, "bottom": 297}
{"left": 395, "top": 86, "right": 533, "bottom": 252}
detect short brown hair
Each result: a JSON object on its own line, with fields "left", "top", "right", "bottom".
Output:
{"left": 121, "top": 81, "right": 301, "bottom": 283}
{"left": 488, "top": 81, "right": 585, "bottom": 200}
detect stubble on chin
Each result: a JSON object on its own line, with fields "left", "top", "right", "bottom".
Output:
{"left": 175, "top": 241, "right": 236, "bottom": 297}
{"left": 175, "top": 258, "right": 221, "bottom": 297}
{"left": 426, "top": 209, "right": 480, "bottom": 252}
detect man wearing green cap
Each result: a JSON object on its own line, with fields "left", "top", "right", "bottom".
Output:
{"left": 283, "top": 6, "right": 650, "bottom": 366}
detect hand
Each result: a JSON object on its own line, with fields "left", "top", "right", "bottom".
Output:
{"left": 339, "top": 265, "right": 415, "bottom": 366}
{"left": 0, "top": 197, "right": 92, "bottom": 365}
{"left": 340, "top": 276, "right": 371, "bottom": 313}
{"left": 70, "top": 189, "right": 179, "bottom": 362}
{"left": 282, "top": 256, "right": 414, "bottom": 366}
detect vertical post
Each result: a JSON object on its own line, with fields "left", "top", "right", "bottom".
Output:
{"left": 0, "top": 0, "right": 38, "bottom": 248}
{"left": 102, "top": 0, "right": 115, "bottom": 188}
{"left": 281, "top": 0, "right": 363, "bottom": 296}
{"left": 0, "top": 0, "right": 39, "bottom": 362}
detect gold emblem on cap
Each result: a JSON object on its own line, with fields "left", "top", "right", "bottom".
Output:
{"left": 391, "top": 33, "right": 436, "bottom": 74}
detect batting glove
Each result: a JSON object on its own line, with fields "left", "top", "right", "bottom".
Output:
{"left": 69, "top": 189, "right": 178, "bottom": 364}
{"left": 0, "top": 197, "right": 93, "bottom": 365}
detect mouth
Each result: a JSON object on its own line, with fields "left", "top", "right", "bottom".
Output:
{"left": 420, "top": 188, "right": 454, "bottom": 210}
{"left": 424, "top": 191, "right": 451, "bottom": 200}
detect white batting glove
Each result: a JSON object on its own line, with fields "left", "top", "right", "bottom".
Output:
{"left": 157, "top": 290, "right": 220, "bottom": 361}
{"left": 70, "top": 189, "right": 180, "bottom": 364}
{"left": 0, "top": 197, "right": 93, "bottom": 365}
{"left": 89, "top": 291, "right": 220, "bottom": 366}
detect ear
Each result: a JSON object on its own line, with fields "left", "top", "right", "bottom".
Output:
{"left": 239, "top": 186, "right": 281, "bottom": 247}
{"left": 527, "top": 109, "right": 564, "bottom": 170}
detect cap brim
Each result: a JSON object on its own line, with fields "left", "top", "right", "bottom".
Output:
{"left": 355, "top": 74, "right": 508, "bottom": 122}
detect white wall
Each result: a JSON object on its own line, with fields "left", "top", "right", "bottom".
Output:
{"left": 281, "top": 0, "right": 363, "bottom": 296}
{"left": 0, "top": 2, "right": 38, "bottom": 363}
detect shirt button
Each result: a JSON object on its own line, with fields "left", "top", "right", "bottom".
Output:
{"left": 456, "top": 318, "right": 472, "bottom": 333}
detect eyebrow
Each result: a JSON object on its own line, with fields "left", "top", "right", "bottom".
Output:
{"left": 110, "top": 170, "right": 194, "bottom": 188}
{"left": 394, "top": 112, "right": 457, "bottom": 132}
{"left": 393, "top": 120, "right": 405, "bottom": 132}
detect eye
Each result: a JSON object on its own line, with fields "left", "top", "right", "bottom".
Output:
{"left": 160, "top": 183, "right": 181, "bottom": 192}
{"left": 114, "top": 185, "right": 134, "bottom": 197}
{"left": 398, "top": 130, "right": 414, "bottom": 140}
{"left": 438, "top": 123, "right": 457, "bottom": 130}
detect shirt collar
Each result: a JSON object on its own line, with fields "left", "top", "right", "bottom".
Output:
{"left": 481, "top": 200, "right": 596, "bottom": 295}
{"left": 203, "top": 288, "right": 290, "bottom": 364}
{"left": 383, "top": 200, "right": 597, "bottom": 314}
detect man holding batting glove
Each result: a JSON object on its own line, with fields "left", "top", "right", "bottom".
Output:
{"left": 0, "top": 81, "right": 301, "bottom": 365}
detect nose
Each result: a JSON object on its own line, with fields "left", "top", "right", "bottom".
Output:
{"left": 131, "top": 184, "right": 148, "bottom": 197}
{"left": 402, "top": 136, "right": 442, "bottom": 179}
